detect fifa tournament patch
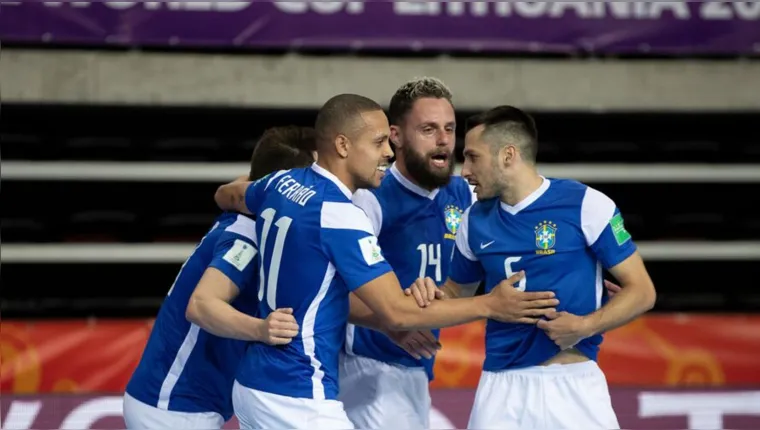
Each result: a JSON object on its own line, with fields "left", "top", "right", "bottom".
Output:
{"left": 222, "top": 239, "right": 257, "bottom": 271}
{"left": 358, "top": 236, "right": 385, "bottom": 266}
{"left": 610, "top": 213, "right": 632, "bottom": 246}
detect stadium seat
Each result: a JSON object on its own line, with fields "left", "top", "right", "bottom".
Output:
{"left": 152, "top": 213, "right": 218, "bottom": 242}
{"left": 1, "top": 133, "right": 55, "bottom": 160}
{"left": 65, "top": 210, "right": 139, "bottom": 242}
{"left": 536, "top": 141, "right": 562, "bottom": 162}
{"left": 151, "top": 137, "right": 223, "bottom": 161}
{"left": 575, "top": 141, "right": 643, "bottom": 163}
{"left": 657, "top": 141, "right": 722, "bottom": 163}
{"left": 65, "top": 136, "right": 139, "bottom": 161}
{"left": 665, "top": 213, "right": 726, "bottom": 240}
{"left": 742, "top": 218, "right": 760, "bottom": 239}
{"left": 1, "top": 217, "right": 53, "bottom": 243}
{"left": 739, "top": 140, "right": 760, "bottom": 162}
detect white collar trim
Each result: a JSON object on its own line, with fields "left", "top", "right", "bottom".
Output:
{"left": 500, "top": 176, "right": 550, "bottom": 215}
{"left": 311, "top": 162, "right": 352, "bottom": 199}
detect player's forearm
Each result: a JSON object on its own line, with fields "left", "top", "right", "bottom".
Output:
{"left": 583, "top": 282, "right": 656, "bottom": 336}
{"left": 214, "top": 182, "right": 252, "bottom": 214}
{"left": 186, "top": 298, "right": 263, "bottom": 342}
{"left": 348, "top": 294, "right": 387, "bottom": 331}
{"left": 385, "top": 295, "right": 490, "bottom": 331}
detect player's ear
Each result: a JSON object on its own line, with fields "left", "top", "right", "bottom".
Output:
{"left": 499, "top": 145, "right": 517, "bottom": 167}
{"left": 335, "top": 134, "right": 350, "bottom": 158}
{"left": 389, "top": 125, "right": 402, "bottom": 148}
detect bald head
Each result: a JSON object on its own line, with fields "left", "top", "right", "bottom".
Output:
{"left": 315, "top": 94, "right": 384, "bottom": 151}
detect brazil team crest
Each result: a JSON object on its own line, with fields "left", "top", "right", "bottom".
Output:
{"left": 535, "top": 220, "right": 557, "bottom": 255}
{"left": 444, "top": 205, "right": 463, "bottom": 238}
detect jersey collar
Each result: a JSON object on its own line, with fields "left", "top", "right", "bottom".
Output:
{"left": 311, "top": 162, "right": 353, "bottom": 199}
{"left": 500, "top": 176, "right": 550, "bottom": 215}
{"left": 390, "top": 163, "right": 440, "bottom": 200}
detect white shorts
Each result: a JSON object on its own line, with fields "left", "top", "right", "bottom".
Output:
{"left": 338, "top": 353, "right": 431, "bottom": 429}
{"left": 122, "top": 392, "right": 225, "bottom": 429}
{"left": 468, "top": 361, "right": 619, "bottom": 430}
{"left": 232, "top": 380, "right": 354, "bottom": 429}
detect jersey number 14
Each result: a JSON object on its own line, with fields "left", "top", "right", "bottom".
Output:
{"left": 417, "top": 243, "right": 442, "bottom": 283}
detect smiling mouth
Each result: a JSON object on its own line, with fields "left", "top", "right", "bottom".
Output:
{"left": 377, "top": 165, "right": 388, "bottom": 172}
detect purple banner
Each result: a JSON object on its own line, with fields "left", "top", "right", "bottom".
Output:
{"left": 2, "top": 388, "right": 760, "bottom": 429}
{"left": 1, "top": 1, "right": 759, "bottom": 54}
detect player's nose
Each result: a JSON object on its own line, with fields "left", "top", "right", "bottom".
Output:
{"left": 436, "top": 131, "right": 453, "bottom": 147}
{"left": 461, "top": 161, "right": 473, "bottom": 178}
{"left": 381, "top": 139, "right": 394, "bottom": 159}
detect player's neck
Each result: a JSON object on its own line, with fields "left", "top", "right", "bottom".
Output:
{"left": 499, "top": 169, "right": 543, "bottom": 207}
{"left": 394, "top": 156, "right": 436, "bottom": 192}
{"left": 316, "top": 158, "right": 356, "bottom": 194}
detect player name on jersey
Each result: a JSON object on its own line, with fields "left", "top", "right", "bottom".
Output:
{"left": 273, "top": 174, "right": 317, "bottom": 207}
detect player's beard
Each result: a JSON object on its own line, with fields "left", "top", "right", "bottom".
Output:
{"left": 401, "top": 144, "right": 454, "bottom": 190}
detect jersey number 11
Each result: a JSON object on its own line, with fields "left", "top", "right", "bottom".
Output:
{"left": 258, "top": 208, "right": 292, "bottom": 311}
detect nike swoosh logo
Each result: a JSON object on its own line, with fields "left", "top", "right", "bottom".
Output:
{"left": 480, "top": 240, "right": 495, "bottom": 249}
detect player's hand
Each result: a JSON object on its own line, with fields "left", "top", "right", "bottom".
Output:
{"left": 258, "top": 308, "right": 299, "bottom": 346}
{"left": 404, "top": 277, "right": 446, "bottom": 307}
{"left": 385, "top": 329, "right": 441, "bottom": 360}
{"left": 604, "top": 280, "right": 622, "bottom": 298}
{"left": 537, "top": 311, "right": 593, "bottom": 350}
{"left": 486, "top": 272, "right": 559, "bottom": 324}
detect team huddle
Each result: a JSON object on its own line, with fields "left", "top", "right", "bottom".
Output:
{"left": 123, "top": 78, "right": 657, "bottom": 429}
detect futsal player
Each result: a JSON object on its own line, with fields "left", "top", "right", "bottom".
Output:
{"left": 443, "top": 106, "right": 657, "bottom": 429}
{"left": 123, "top": 126, "right": 316, "bottom": 429}
{"left": 213, "top": 94, "right": 551, "bottom": 429}
{"left": 340, "top": 77, "right": 558, "bottom": 429}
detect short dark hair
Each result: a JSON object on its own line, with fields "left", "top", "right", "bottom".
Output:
{"left": 388, "top": 77, "right": 453, "bottom": 126}
{"left": 248, "top": 126, "right": 316, "bottom": 181}
{"left": 314, "top": 94, "right": 383, "bottom": 148}
{"left": 465, "top": 106, "right": 539, "bottom": 163}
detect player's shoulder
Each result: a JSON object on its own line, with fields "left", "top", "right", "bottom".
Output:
{"left": 547, "top": 177, "right": 588, "bottom": 194}
{"left": 319, "top": 198, "right": 375, "bottom": 235}
{"left": 547, "top": 178, "right": 616, "bottom": 220}
{"left": 441, "top": 175, "right": 475, "bottom": 203}
{"left": 352, "top": 188, "right": 382, "bottom": 209}
{"left": 551, "top": 178, "right": 615, "bottom": 205}
{"left": 545, "top": 178, "right": 608, "bottom": 205}
{"left": 467, "top": 196, "right": 499, "bottom": 217}
{"left": 218, "top": 212, "right": 258, "bottom": 244}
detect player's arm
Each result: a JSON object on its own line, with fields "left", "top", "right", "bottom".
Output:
{"left": 354, "top": 273, "right": 502, "bottom": 331}
{"left": 348, "top": 293, "right": 385, "bottom": 330}
{"left": 186, "top": 267, "right": 269, "bottom": 341}
{"left": 322, "top": 202, "right": 489, "bottom": 330}
{"left": 214, "top": 180, "right": 254, "bottom": 214}
{"left": 573, "top": 189, "right": 656, "bottom": 336}
{"left": 186, "top": 219, "right": 298, "bottom": 344}
{"left": 323, "top": 203, "right": 554, "bottom": 331}
{"left": 349, "top": 292, "right": 441, "bottom": 359}
{"left": 583, "top": 251, "right": 655, "bottom": 335}
{"left": 214, "top": 171, "right": 285, "bottom": 215}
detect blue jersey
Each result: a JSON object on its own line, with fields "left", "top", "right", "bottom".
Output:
{"left": 449, "top": 177, "right": 637, "bottom": 372}
{"left": 348, "top": 163, "right": 475, "bottom": 379}
{"left": 235, "top": 164, "right": 394, "bottom": 400}
{"left": 126, "top": 212, "right": 260, "bottom": 420}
